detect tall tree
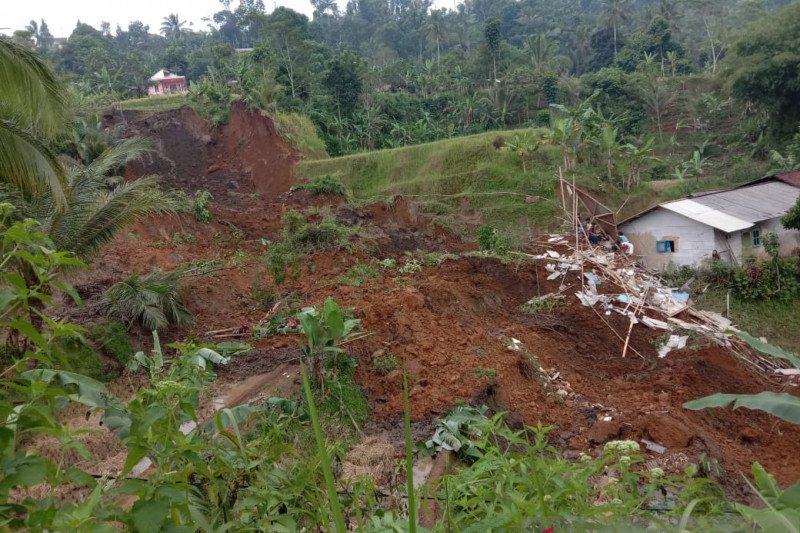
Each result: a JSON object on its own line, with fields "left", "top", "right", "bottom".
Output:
{"left": 602, "top": 0, "right": 630, "bottom": 58}
{"left": 324, "top": 50, "right": 364, "bottom": 119}
{"left": 160, "top": 14, "right": 187, "bottom": 40}
{"left": 484, "top": 16, "right": 501, "bottom": 81}
{"left": 426, "top": 8, "right": 446, "bottom": 64}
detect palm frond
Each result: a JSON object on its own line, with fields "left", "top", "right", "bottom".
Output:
{"left": 0, "top": 38, "right": 68, "bottom": 135}
{"left": 51, "top": 175, "right": 177, "bottom": 259}
{"left": 0, "top": 118, "right": 67, "bottom": 204}
{"left": 0, "top": 38, "right": 69, "bottom": 203}
{"left": 103, "top": 271, "right": 191, "bottom": 331}
{"left": 81, "top": 137, "right": 152, "bottom": 179}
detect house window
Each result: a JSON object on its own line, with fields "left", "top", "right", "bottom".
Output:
{"left": 752, "top": 228, "right": 761, "bottom": 247}
{"left": 656, "top": 240, "right": 676, "bottom": 253}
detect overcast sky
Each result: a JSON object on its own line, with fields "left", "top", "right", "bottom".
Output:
{"left": 1, "top": 0, "right": 321, "bottom": 38}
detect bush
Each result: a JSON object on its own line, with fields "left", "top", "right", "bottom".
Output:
{"left": 372, "top": 354, "right": 399, "bottom": 375}
{"left": 88, "top": 321, "right": 134, "bottom": 366}
{"left": 476, "top": 225, "right": 512, "bottom": 255}
{"left": 103, "top": 271, "right": 192, "bottom": 331}
{"left": 290, "top": 175, "right": 347, "bottom": 196}
{"left": 188, "top": 79, "right": 232, "bottom": 125}
{"left": 53, "top": 338, "right": 105, "bottom": 381}
{"left": 262, "top": 241, "right": 302, "bottom": 285}
{"left": 193, "top": 191, "right": 213, "bottom": 223}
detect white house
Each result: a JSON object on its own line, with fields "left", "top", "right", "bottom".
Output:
{"left": 619, "top": 173, "right": 800, "bottom": 270}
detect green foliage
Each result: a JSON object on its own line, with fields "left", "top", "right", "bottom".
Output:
{"left": 188, "top": 78, "right": 233, "bottom": 125}
{"left": 398, "top": 258, "right": 423, "bottom": 274}
{"left": 736, "top": 463, "right": 800, "bottom": 532}
{"left": 423, "top": 404, "right": 489, "bottom": 462}
{"left": 273, "top": 112, "right": 328, "bottom": 159}
{"left": 519, "top": 294, "right": 564, "bottom": 315}
{"left": 297, "top": 297, "right": 361, "bottom": 382}
{"left": 88, "top": 320, "right": 133, "bottom": 366}
{"left": 0, "top": 38, "right": 69, "bottom": 204}
{"left": 437, "top": 423, "right": 725, "bottom": 530}
{"left": 331, "top": 263, "right": 380, "bottom": 286}
{"left": 291, "top": 174, "right": 347, "bottom": 196}
{"left": 316, "top": 355, "right": 369, "bottom": 427}
{"left": 684, "top": 331, "right": 800, "bottom": 424}
{"left": 372, "top": 353, "right": 399, "bottom": 375}
{"left": 476, "top": 224, "right": 512, "bottom": 255}
{"left": 262, "top": 241, "right": 302, "bottom": 285}
{"left": 473, "top": 367, "right": 497, "bottom": 379}
{"left": 783, "top": 196, "right": 800, "bottom": 231}
{"left": 726, "top": 2, "right": 800, "bottom": 134}
{"left": 52, "top": 337, "right": 105, "bottom": 381}
{"left": 103, "top": 270, "right": 191, "bottom": 331}
{"left": 192, "top": 190, "right": 213, "bottom": 223}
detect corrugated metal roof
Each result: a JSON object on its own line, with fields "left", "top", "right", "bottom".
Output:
{"left": 620, "top": 180, "right": 800, "bottom": 232}
{"left": 689, "top": 181, "right": 800, "bottom": 222}
{"left": 661, "top": 199, "right": 753, "bottom": 232}
{"left": 741, "top": 171, "right": 800, "bottom": 189}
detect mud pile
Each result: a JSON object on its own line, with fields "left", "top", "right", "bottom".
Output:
{"left": 108, "top": 101, "right": 298, "bottom": 201}
{"left": 65, "top": 105, "right": 800, "bottom": 503}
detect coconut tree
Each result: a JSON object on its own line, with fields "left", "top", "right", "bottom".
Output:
{"left": 426, "top": 9, "right": 446, "bottom": 65}
{"left": 0, "top": 37, "right": 68, "bottom": 205}
{"left": 160, "top": 14, "right": 187, "bottom": 40}
{"left": 602, "top": 0, "right": 630, "bottom": 58}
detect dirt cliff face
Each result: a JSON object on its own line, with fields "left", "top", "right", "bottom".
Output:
{"left": 111, "top": 101, "right": 299, "bottom": 201}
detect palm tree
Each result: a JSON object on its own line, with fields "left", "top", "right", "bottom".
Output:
{"left": 1, "top": 138, "right": 177, "bottom": 260}
{"left": 525, "top": 33, "right": 558, "bottom": 74}
{"left": 426, "top": 9, "right": 446, "bottom": 65}
{"left": 602, "top": 0, "right": 630, "bottom": 58}
{"left": 160, "top": 14, "right": 187, "bottom": 40}
{"left": 0, "top": 38, "right": 68, "bottom": 205}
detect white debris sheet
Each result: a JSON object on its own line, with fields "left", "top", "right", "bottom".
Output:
{"left": 657, "top": 335, "right": 689, "bottom": 358}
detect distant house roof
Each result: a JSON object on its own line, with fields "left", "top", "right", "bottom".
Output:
{"left": 621, "top": 179, "right": 800, "bottom": 233}
{"left": 150, "top": 69, "right": 185, "bottom": 82}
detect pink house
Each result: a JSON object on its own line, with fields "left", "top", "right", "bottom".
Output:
{"left": 148, "top": 69, "right": 188, "bottom": 96}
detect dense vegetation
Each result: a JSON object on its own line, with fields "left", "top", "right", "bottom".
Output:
{"left": 6, "top": 0, "right": 800, "bottom": 161}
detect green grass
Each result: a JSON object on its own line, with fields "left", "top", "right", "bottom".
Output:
{"left": 274, "top": 112, "right": 328, "bottom": 159}
{"left": 89, "top": 321, "right": 134, "bottom": 367}
{"left": 317, "top": 357, "right": 369, "bottom": 428}
{"left": 53, "top": 338, "right": 105, "bottom": 382}
{"left": 328, "top": 263, "right": 380, "bottom": 287}
{"left": 694, "top": 289, "right": 800, "bottom": 354}
{"left": 115, "top": 94, "right": 188, "bottom": 112}
{"left": 297, "top": 129, "right": 573, "bottom": 239}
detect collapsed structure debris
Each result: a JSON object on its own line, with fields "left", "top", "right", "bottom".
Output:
{"left": 515, "top": 234, "right": 792, "bottom": 375}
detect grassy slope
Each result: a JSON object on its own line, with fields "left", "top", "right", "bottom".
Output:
{"left": 115, "top": 94, "right": 189, "bottom": 111}
{"left": 297, "top": 129, "right": 601, "bottom": 240}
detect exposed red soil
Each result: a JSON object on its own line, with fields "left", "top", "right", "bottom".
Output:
{"left": 65, "top": 105, "right": 800, "bottom": 504}
{"left": 109, "top": 101, "right": 298, "bottom": 201}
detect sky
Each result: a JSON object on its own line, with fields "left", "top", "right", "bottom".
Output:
{"left": 1, "top": 0, "right": 319, "bottom": 38}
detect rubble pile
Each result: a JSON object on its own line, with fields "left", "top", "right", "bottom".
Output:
{"left": 519, "top": 234, "right": 789, "bottom": 372}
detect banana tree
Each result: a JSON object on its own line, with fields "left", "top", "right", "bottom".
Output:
{"left": 684, "top": 331, "right": 800, "bottom": 424}
{"left": 505, "top": 131, "right": 541, "bottom": 173}
{"left": 297, "top": 298, "right": 360, "bottom": 386}
{"left": 622, "top": 137, "right": 658, "bottom": 190}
